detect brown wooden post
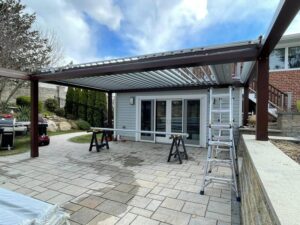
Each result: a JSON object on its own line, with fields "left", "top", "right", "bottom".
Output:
{"left": 256, "top": 58, "right": 269, "bottom": 140}
{"left": 30, "top": 80, "right": 39, "bottom": 157}
{"left": 243, "top": 85, "right": 249, "bottom": 126}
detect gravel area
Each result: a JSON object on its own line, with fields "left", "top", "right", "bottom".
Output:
{"left": 271, "top": 140, "right": 300, "bottom": 164}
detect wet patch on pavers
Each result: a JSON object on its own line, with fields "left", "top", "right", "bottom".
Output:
{"left": 123, "top": 155, "right": 144, "bottom": 167}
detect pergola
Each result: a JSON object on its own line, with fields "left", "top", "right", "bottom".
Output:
{"left": 0, "top": 0, "right": 299, "bottom": 158}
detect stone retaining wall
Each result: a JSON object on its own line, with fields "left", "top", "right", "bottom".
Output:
{"left": 277, "top": 112, "right": 300, "bottom": 137}
{"left": 239, "top": 135, "right": 300, "bottom": 225}
{"left": 239, "top": 138, "right": 274, "bottom": 225}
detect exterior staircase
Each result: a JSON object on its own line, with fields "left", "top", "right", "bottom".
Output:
{"left": 249, "top": 81, "right": 291, "bottom": 118}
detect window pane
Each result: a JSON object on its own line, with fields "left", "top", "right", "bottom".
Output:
{"left": 156, "top": 101, "right": 166, "bottom": 137}
{"left": 269, "top": 48, "right": 285, "bottom": 70}
{"left": 288, "top": 46, "right": 300, "bottom": 69}
{"left": 141, "top": 100, "right": 154, "bottom": 141}
{"left": 183, "top": 99, "right": 200, "bottom": 145}
{"left": 171, "top": 100, "right": 182, "bottom": 133}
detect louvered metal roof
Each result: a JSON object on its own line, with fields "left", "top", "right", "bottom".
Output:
{"left": 34, "top": 40, "right": 259, "bottom": 92}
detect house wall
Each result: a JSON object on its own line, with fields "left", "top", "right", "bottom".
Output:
{"left": 269, "top": 69, "right": 300, "bottom": 108}
{"left": 115, "top": 87, "right": 242, "bottom": 147}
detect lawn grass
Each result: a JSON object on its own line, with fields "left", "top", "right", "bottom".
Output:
{"left": 0, "top": 135, "right": 30, "bottom": 156}
{"left": 0, "top": 129, "right": 83, "bottom": 157}
{"left": 48, "top": 129, "right": 81, "bottom": 136}
{"left": 68, "top": 133, "right": 92, "bottom": 143}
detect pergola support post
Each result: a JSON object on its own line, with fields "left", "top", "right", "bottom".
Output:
{"left": 30, "top": 80, "right": 39, "bottom": 157}
{"left": 243, "top": 85, "right": 249, "bottom": 126}
{"left": 256, "top": 58, "right": 269, "bottom": 140}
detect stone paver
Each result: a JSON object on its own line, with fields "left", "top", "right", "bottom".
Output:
{"left": 70, "top": 207, "right": 99, "bottom": 224}
{"left": 131, "top": 216, "right": 159, "bottom": 225}
{"left": 87, "top": 212, "right": 119, "bottom": 225}
{"left": 160, "top": 197, "right": 184, "bottom": 211}
{"left": 0, "top": 132, "right": 240, "bottom": 225}
{"left": 181, "top": 202, "right": 206, "bottom": 216}
{"left": 96, "top": 200, "right": 130, "bottom": 217}
{"left": 102, "top": 190, "right": 133, "bottom": 203}
{"left": 78, "top": 195, "right": 105, "bottom": 208}
{"left": 152, "top": 207, "right": 190, "bottom": 225}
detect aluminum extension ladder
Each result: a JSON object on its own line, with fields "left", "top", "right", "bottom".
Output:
{"left": 200, "top": 86, "right": 240, "bottom": 201}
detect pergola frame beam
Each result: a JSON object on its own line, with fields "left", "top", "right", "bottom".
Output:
{"left": 0, "top": 67, "right": 29, "bottom": 80}
{"left": 32, "top": 46, "right": 258, "bottom": 81}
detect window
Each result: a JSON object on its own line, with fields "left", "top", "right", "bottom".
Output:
{"left": 288, "top": 46, "right": 300, "bottom": 68}
{"left": 269, "top": 48, "right": 285, "bottom": 70}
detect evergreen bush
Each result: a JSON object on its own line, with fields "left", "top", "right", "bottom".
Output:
{"left": 75, "top": 119, "right": 91, "bottom": 130}
{"left": 44, "top": 98, "right": 59, "bottom": 112}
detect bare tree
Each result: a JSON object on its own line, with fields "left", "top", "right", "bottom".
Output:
{"left": 0, "top": 0, "right": 64, "bottom": 107}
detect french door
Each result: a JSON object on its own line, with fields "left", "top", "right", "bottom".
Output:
{"left": 139, "top": 98, "right": 200, "bottom": 145}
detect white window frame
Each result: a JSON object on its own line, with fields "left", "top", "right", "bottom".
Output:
{"left": 269, "top": 42, "right": 300, "bottom": 72}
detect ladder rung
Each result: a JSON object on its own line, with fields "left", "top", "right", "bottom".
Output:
{"left": 204, "top": 176, "right": 232, "bottom": 183}
{"left": 208, "top": 159, "right": 232, "bottom": 164}
{"left": 215, "top": 147, "right": 230, "bottom": 152}
{"left": 211, "top": 109, "right": 230, "bottom": 113}
{"left": 212, "top": 136, "right": 230, "bottom": 141}
{"left": 209, "top": 141, "right": 232, "bottom": 147}
{"left": 209, "top": 124, "right": 232, "bottom": 128}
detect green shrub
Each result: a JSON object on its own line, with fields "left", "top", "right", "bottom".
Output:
{"left": 297, "top": 100, "right": 300, "bottom": 112}
{"left": 43, "top": 111, "right": 54, "bottom": 117}
{"left": 16, "top": 96, "right": 31, "bottom": 106}
{"left": 16, "top": 106, "right": 30, "bottom": 121}
{"left": 55, "top": 108, "right": 65, "bottom": 117}
{"left": 16, "top": 96, "right": 43, "bottom": 111}
{"left": 44, "top": 98, "right": 59, "bottom": 112}
{"left": 75, "top": 119, "right": 91, "bottom": 130}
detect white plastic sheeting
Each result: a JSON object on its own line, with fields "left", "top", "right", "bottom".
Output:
{"left": 0, "top": 188, "right": 69, "bottom": 225}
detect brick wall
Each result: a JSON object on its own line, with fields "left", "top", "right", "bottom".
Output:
{"left": 269, "top": 69, "right": 300, "bottom": 108}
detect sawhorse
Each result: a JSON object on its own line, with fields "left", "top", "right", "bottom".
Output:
{"left": 89, "top": 130, "right": 109, "bottom": 152}
{"left": 167, "top": 135, "right": 188, "bottom": 164}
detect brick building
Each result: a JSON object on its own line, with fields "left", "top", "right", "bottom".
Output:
{"left": 269, "top": 33, "right": 300, "bottom": 109}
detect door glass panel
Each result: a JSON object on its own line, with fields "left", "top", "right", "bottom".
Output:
{"left": 156, "top": 101, "right": 166, "bottom": 137}
{"left": 171, "top": 100, "right": 182, "bottom": 133}
{"left": 141, "top": 100, "right": 154, "bottom": 141}
{"left": 184, "top": 100, "right": 200, "bottom": 145}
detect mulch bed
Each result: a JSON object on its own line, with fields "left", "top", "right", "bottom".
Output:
{"left": 271, "top": 140, "right": 300, "bottom": 164}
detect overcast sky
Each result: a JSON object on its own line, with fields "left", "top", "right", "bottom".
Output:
{"left": 22, "top": 0, "right": 300, "bottom": 65}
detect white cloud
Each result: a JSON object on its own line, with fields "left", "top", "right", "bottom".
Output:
{"left": 121, "top": 0, "right": 280, "bottom": 54}
{"left": 121, "top": 0, "right": 208, "bottom": 54}
{"left": 68, "top": 0, "right": 123, "bottom": 31}
{"left": 22, "top": 0, "right": 122, "bottom": 64}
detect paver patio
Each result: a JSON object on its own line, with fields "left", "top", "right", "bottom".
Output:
{"left": 0, "top": 133, "right": 240, "bottom": 225}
